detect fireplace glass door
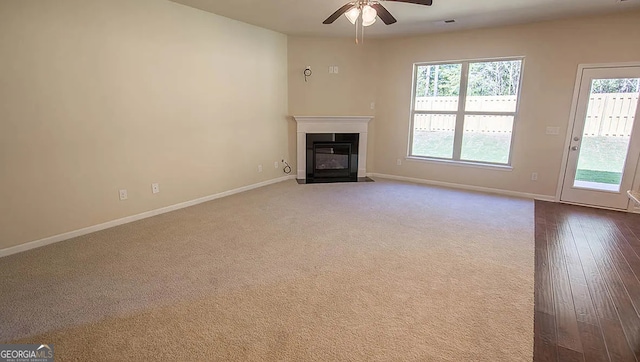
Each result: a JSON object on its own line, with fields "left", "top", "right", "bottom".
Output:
{"left": 313, "top": 143, "right": 351, "bottom": 178}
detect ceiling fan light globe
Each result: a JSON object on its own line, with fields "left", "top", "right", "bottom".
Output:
{"left": 362, "top": 17, "right": 376, "bottom": 26}
{"left": 362, "top": 5, "right": 377, "bottom": 24}
{"left": 345, "top": 7, "right": 360, "bottom": 24}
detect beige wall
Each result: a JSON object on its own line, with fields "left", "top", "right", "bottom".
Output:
{"left": 288, "top": 37, "right": 378, "bottom": 117}
{"left": 287, "top": 37, "right": 378, "bottom": 172}
{"left": 0, "top": 0, "right": 289, "bottom": 249}
{"left": 289, "top": 10, "right": 640, "bottom": 198}
{"left": 374, "top": 11, "right": 640, "bottom": 197}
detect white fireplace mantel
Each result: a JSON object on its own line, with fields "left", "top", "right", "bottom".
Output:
{"left": 293, "top": 116, "right": 373, "bottom": 180}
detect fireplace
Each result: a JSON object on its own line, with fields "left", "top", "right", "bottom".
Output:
{"left": 293, "top": 116, "right": 373, "bottom": 182}
{"left": 306, "top": 133, "right": 359, "bottom": 183}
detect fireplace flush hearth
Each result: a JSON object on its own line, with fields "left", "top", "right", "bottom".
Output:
{"left": 294, "top": 116, "right": 373, "bottom": 184}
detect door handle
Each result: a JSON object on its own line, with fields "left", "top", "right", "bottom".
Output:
{"left": 571, "top": 146, "right": 579, "bottom": 151}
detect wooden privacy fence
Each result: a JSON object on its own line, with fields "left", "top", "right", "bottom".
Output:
{"left": 413, "top": 113, "right": 514, "bottom": 133}
{"left": 414, "top": 96, "right": 517, "bottom": 133}
{"left": 414, "top": 95, "right": 518, "bottom": 113}
{"left": 584, "top": 93, "right": 639, "bottom": 137}
{"left": 414, "top": 93, "right": 639, "bottom": 136}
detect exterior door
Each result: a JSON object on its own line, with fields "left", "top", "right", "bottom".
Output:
{"left": 560, "top": 66, "right": 640, "bottom": 209}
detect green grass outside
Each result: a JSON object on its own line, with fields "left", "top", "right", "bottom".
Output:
{"left": 576, "top": 136, "right": 630, "bottom": 173}
{"left": 574, "top": 136, "right": 629, "bottom": 185}
{"left": 575, "top": 170, "right": 622, "bottom": 185}
{"left": 413, "top": 132, "right": 630, "bottom": 184}
{"left": 412, "top": 131, "right": 511, "bottom": 164}
{"left": 412, "top": 131, "right": 455, "bottom": 159}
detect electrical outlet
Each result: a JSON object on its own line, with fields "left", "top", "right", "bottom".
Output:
{"left": 258, "top": 164, "right": 263, "bottom": 173}
{"left": 274, "top": 161, "right": 279, "bottom": 169}
{"left": 531, "top": 172, "right": 538, "bottom": 181}
{"left": 119, "top": 189, "right": 128, "bottom": 200}
{"left": 333, "top": 66, "right": 339, "bottom": 74}
{"left": 151, "top": 183, "right": 160, "bottom": 194}
{"left": 370, "top": 102, "right": 375, "bottom": 110}
{"left": 397, "top": 159, "right": 402, "bottom": 166}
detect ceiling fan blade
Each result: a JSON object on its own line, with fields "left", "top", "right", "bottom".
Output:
{"left": 371, "top": 4, "right": 397, "bottom": 25}
{"left": 385, "top": 0, "right": 433, "bottom": 5}
{"left": 323, "top": 3, "right": 356, "bottom": 24}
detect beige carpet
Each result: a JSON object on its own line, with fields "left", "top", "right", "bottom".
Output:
{"left": 0, "top": 179, "right": 534, "bottom": 361}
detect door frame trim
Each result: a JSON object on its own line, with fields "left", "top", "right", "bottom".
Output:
{"left": 555, "top": 61, "right": 640, "bottom": 212}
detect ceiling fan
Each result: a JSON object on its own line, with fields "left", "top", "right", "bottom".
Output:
{"left": 323, "top": 0, "right": 433, "bottom": 27}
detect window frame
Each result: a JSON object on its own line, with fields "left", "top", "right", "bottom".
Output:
{"left": 408, "top": 56, "right": 525, "bottom": 167}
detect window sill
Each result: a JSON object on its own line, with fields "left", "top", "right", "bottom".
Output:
{"left": 406, "top": 156, "right": 514, "bottom": 171}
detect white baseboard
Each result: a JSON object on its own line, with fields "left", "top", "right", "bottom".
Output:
{"left": 368, "top": 173, "right": 556, "bottom": 202}
{"left": 0, "top": 175, "right": 297, "bottom": 259}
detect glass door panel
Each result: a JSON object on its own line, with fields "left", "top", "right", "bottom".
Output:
{"left": 572, "top": 78, "right": 639, "bottom": 192}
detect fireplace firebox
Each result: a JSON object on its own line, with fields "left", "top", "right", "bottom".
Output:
{"left": 306, "top": 133, "right": 359, "bottom": 183}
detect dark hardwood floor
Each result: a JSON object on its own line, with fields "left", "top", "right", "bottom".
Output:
{"left": 534, "top": 201, "right": 640, "bottom": 362}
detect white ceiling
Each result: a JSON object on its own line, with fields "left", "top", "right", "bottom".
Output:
{"left": 170, "top": 0, "right": 640, "bottom": 38}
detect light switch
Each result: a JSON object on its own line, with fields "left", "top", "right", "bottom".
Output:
{"left": 546, "top": 126, "right": 560, "bottom": 135}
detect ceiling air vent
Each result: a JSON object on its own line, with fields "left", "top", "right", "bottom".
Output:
{"left": 434, "top": 19, "right": 456, "bottom": 26}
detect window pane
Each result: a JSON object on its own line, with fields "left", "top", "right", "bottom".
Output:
{"left": 465, "top": 60, "right": 522, "bottom": 112}
{"left": 414, "top": 63, "right": 462, "bottom": 111}
{"left": 460, "top": 115, "right": 514, "bottom": 164}
{"left": 411, "top": 114, "right": 456, "bottom": 159}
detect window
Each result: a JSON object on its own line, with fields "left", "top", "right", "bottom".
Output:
{"left": 409, "top": 58, "right": 523, "bottom": 166}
